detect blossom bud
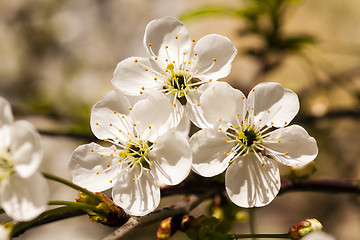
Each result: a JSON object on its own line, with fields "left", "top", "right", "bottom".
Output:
{"left": 290, "top": 162, "right": 317, "bottom": 180}
{"left": 76, "top": 192, "right": 128, "bottom": 227}
{"left": 288, "top": 218, "right": 324, "bottom": 240}
{"left": 157, "top": 215, "right": 184, "bottom": 239}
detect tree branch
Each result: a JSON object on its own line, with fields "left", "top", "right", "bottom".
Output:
{"left": 100, "top": 193, "right": 212, "bottom": 240}
{"left": 279, "top": 178, "right": 360, "bottom": 195}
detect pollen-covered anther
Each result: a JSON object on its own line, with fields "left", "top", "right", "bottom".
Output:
{"left": 261, "top": 162, "right": 264, "bottom": 166}
{"left": 148, "top": 43, "right": 152, "bottom": 47}
{"left": 236, "top": 113, "right": 240, "bottom": 116}
{"left": 154, "top": 57, "right": 158, "bottom": 60}
{"left": 141, "top": 86, "right": 145, "bottom": 90}
{"left": 259, "top": 119, "right": 262, "bottom": 121}
{"left": 173, "top": 103, "right": 176, "bottom": 107}
{"left": 225, "top": 140, "right": 228, "bottom": 143}
{"left": 139, "top": 91, "right": 143, "bottom": 94}
{"left": 150, "top": 161, "right": 154, "bottom": 165}
{"left": 253, "top": 141, "right": 257, "bottom": 144}
{"left": 113, "top": 110, "right": 117, "bottom": 114}
{"left": 252, "top": 89, "right": 255, "bottom": 92}
{"left": 134, "top": 59, "right": 138, "bottom": 63}
{"left": 133, "top": 123, "right": 136, "bottom": 127}
{"left": 285, "top": 152, "right": 289, "bottom": 155}
{"left": 285, "top": 121, "right": 288, "bottom": 125}
{"left": 154, "top": 77, "right": 157, "bottom": 80}
{"left": 267, "top": 110, "right": 270, "bottom": 113}
{"left": 209, "top": 79, "right": 213, "bottom": 82}
{"left": 106, "top": 164, "right": 110, "bottom": 167}
{"left": 251, "top": 107, "right": 254, "bottom": 110}
{"left": 109, "top": 123, "right": 112, "bottom": 126}
{"left": 242, "top": 96, "right": 245, "bottom": 99}
{"left": 254, "top": 113, "right": 258, "bottom": 116}
{"left": 104, "top": 139, "right": 108, "bottom": 142}
{"left": 165, "top": 45, "right": 168, "bottom": 49}
{"left": 115, "top": 137, "right": 118, "bottom": 140}
{"left": 223, "top": 152, "right": 227, "bottom": 156}
{"left": 90, "top": 149, "right": 94, "bottom": 152}
{"left": 218, "top": 127, "right": 222, "bottom": 130}
{"left": 245, "top": 153, "right": 249, "bottom": 156}
{"left": 110, "top": 154, "right": 113, "bottom": 157}
{"left": 145, "top": 68, "right": 148, "bottom": 71}
{"left": 183, "top": 52, "right": 186, "bottom": 55}
{"left": 213, "top": 58, "right": 216, "bottom": 62}
{"left": 109, "top": 180, "right": 112, "bottom": 183}
{"left": 175, "top": 36, "right": 178, "bottom": 39}
{"left": 194, "top": 53, "right": 198, "bottom": 56}
{"left": 219, "top": 118, "right": 222, "bottom": 122}
{"left": 132, "top": 178, "right": 136, "bottom": 182}
{"left": 192, "top": 39, "right": 195, "bottom": 42}
{"left": 271, "top": 122, "right": 274, "bottom": 125}
{"left": 196, "top": 103, "right": 200, "bottom": 106}
{"left": 96, "top": 122, "right": 99, "bottom": 125}
{"left": 278, "top": 140, "right": 281, "bottom": 143}
{"left": 96, "top": 171, "right": 99, "bottom": 175}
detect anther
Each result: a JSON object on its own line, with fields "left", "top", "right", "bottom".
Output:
{"left": 165, "top": 45, "right": 168, "bottom": 49}
{"left": 284, "top": 121, "right": 288, "bottom": 125}
{"left": 104, "top": 139, "right": 108, "bottom": 142}
{"left": 109, "top": 123, "right": 112, "bottom": 126}
{"left": 148, "top": 126, "right": 152, "bottom": 129}
{"left": 252, "top": 89, "right": 255, "bottom": 92}
{"left": 134, "top": 59, "right": 138, "bottom": 63}
{"left": 278, "top": 140, "right": 281, "bottom": 143}
{"left": 133, "top": 123, "right": 136, "bottom": 126}
{"left": 223, "top": 152, "right": 227, "bottom": 156}
{"left": 132, "top": 178, "right": 136, "bottom": 182}
{"left": 109, "top": 180, "right": 112, "bottom": 183}
{"left": 192, "top": 39, "right": 195, "bottom": 42}
{"left": 141, "top": 86, "right": 145, "bottom": 90}
{"left": 196, "top": 103, "right": 200, "bottom": 106}
{"left": 154, "top": 57, "right": 158, "bottom": 60}
{"left": 225, "top": 140, "right": 228, "bottom": 143}
{"left": 175, "top": 36, "right": 178, "bottom": 39}
{"left": 139, "top": 91, "right": 143, "bottom": 94}
{"left": 261, "top": 162, "right": 264, "bottom": 166}
{"left": 242, "top": 96, "right": 245, "bottom": 99}
{"left": 113, "top": 110, "right": 117, "bottom": 114}
{"left": 96, "top": 172, "right": 99, "bottom": 175}
{"left": 209, "top": 79, "right": 213, "bottom": 82}
{"left": 195, "top": 53, "right": 198, "bottom": 56}
{"left": 110, "top": 154, "right": 113, "bottom": 157}
{"left": 154, "top": 77, "right": 157, "bottom": 80}
{"left": 183, "top": 52, "right": 186, "bottom": 55}
{"left": 129, "top": 107, "right": 132, "bottom": 110}
{"left": 219, "top": 118, "right": 222, "bottom": 122}
{"left": 213, "top": 58, "right": 216, "bottom": 62}
{"left": 285, "top": 152, "right": 289, "bottom": 155}
{"left": 148, "top": 43, "right": 152, "bottom": 47}
{"left": 267, "top": 110, "right": 270, "bottom": 113}
{"left": 90, "top": 149, "right": 94, "bottom": 152}
{"left": 145, "top": 68, "right": 148, "bottom": 71}
{"left": 106, "top": 164, "right": 110, "bottom": 167}
{"left": 173, "top": 103, "right": 176, "bottom": 107}
{"left": 101, "top": 154, "right": 104, "bottom": 157}
{"left": 96, "top": 122, "right": 99, "bottom": 125}
{"left": 150, "top": 161, "right": 154, "bottom": 165}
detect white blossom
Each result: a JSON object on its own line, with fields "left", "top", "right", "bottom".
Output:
{"left": 190, "top": 82, "right": 318, "bottom": 207}
{"left": 111, "top": 17, "right": 237, "bottom": 120}
{"left": 69, "top": 91, "right": 192, "bottom": 216}
{"left": 0, "top": 97, "right": 49, "bottom": 221}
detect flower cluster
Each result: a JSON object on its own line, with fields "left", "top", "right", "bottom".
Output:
{"left": 0, "top": 97, "right": 49, "bottom": 221}
{"left": 68, "top": 16, "right": 318, "bottom": 216}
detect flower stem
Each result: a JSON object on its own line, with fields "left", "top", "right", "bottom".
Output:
{"left": 12, "top": 206, "right": 88, "bottom": 237}
{"left": 227, "top": 233, "right": 289, "bottom": 239}
{"left": 43, "top": 172, "right": 101, "bottom": 201}
{"left": 249, "top": 208, "right": 256, "bottom": 240}
{"left": 48, "top": 200, "right": 99, "bottom": 211}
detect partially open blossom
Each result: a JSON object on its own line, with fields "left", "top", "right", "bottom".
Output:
{"left": 0, "top": 97, "right": 49, "bottom": 221}
{"left": 190, "top": 82, "right": 318, "bottom": 207}
{"left": 69, "top": 91, "right": 192, "bottom": 216}
{"left": 289, "top": 218, "right": 324, "bottom": 240}
{"left": 112, "top": 17, "right": 237, "bottom": 119}
{"left": 301, "top": 231, "right": 337, "bottom": 240}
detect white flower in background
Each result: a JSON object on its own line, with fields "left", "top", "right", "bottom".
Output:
{"left": 0, "top": 225, "right": 9, "bottom": 240}
{"left": 301, "top": 231, "right": 337, "bottom": 240}
{"left": 69, "top": 91, "right": 192, "bottom": 216}
{"left": 0, "top": 97, "right": 49, "bottom": 221}
{"left": 111, "top": 16, "right": 237, "bottom": 117}
{"left": 190, "top": 82, "right": 318, "bottom": 208}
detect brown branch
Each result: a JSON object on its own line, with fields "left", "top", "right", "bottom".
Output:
{"left": 279, "top": 178, "right": 360, "bottom": 195}
{"left": 100, "top": 193, "right": 212, "bottom": 240}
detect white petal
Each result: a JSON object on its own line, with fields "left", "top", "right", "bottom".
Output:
{"left": 302, "top": 232, "right": 337, "bottom": 240}
{"left": 112, "top": 165, "right": 160, "bottom": 216}
{"left": 144, "top": 17, "right": 192, "bottom": 63}
{"left": 193, "top": 34, "right": 237, "bottom": 81}
{"left": 90, "top": 91, "right": 132, "bottom": 142}
{"left": 1, "top": 173, "right": 49, "bottom": 221}
{"left": 0, "top": 125, "right": 11, "bottom": 153}
{"left": 68, "top": 143, "right": 120, "bottom": 192}
{"left": 200, "top": 82, "right": 246, "bottom": 126}
{"left": 10, "top": 121, "right": 42, "bottom": 178}
{"left": 0, "top": 97, "right": 14, "bottom": 127}
{"left": 173, "top": 109, "right": 190, "bottom": 138}
{"left": 149, "top": 130, "right": 192, "bottom": 185}
{"left": 112, "top": 57, "right": 163, "bottom": 95}
{"left": 131, "top": 92, "right": 182, "bottom": 142}
{"left": 0, "top": 225, "right": 9, "bottom": 240}
{"left": 263, "top": 125, "right": 318, "bottom": 166}
{"left": 225, "top": 155, "right": 280, "bottom": 208}
{"left": 185, "top": 86, "right": 212, "bottom": 129}
{"left": 190, "top": 128, "right": 234, "bottom": 177}
{"left": 247, "top": 82, "right": 299, "bottom": 127}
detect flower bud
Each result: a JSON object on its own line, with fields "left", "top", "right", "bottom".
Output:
{"left": 289, "top": 219, "right": 323, "bottom": 240}
{"left": 157, "top": 218, "right": 172, "bottom": 239}
{"left": 290, "top": 162, "right": 317, "bottom": 180}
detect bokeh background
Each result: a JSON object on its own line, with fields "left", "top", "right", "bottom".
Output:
{"left": 0, "top": 0, "right": 359, "bottom": 239}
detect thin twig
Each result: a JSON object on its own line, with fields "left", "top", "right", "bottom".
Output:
{"left": 100, "top": 193, "right": 212, "bottom": 240}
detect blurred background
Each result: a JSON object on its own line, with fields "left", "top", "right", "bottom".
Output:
{"left": 0, "top": 0, "right": 359, "bottom": 239}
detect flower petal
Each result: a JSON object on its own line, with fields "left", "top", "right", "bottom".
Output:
{"left": 90, "top": 91, "right": 132, "bottom": 142}
{"left": 131, "top": 92, "right": 182, "bottom": 142}
{"left": 149, "top": 130, "right": 192, "bottom": 185}
{"left": 263, "top": 125, "right": 318, "bottom": 166}
{"left": 112, "top": 165, "right": 160, "bottom": 216}
{"left": 248, "top": 82, "right": 299, "bottom": 127}
{"left": 1, "top": 173, "right": 49, "bottom": 221}
{"left": 10, "top": 121, "right": 42, "bottom": 178}
{"left": 68, "top": 143, "right": 120, "bottom": 192}
{"left": 200, "top": 82, "right": 246, "bottom": 126}
{"left": 144, "top": 17, "right": 192, "bottom": 63}
{"left": 112, "top": 57, "right": 162, "bottom": 96}
{"left": 190, "top": 128, "right": 234, "bottom": 177}
{"left": 185, "top": 86, "right": 212, "bottom": 129}
{"left": 225, "top": 155, "right": 280, "bottom": 208}
{"left": 0, "top": 97, "right": 14, "bottom": 127}
{"left": 193, "top": 34, "right": 237, "bottom": 81}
